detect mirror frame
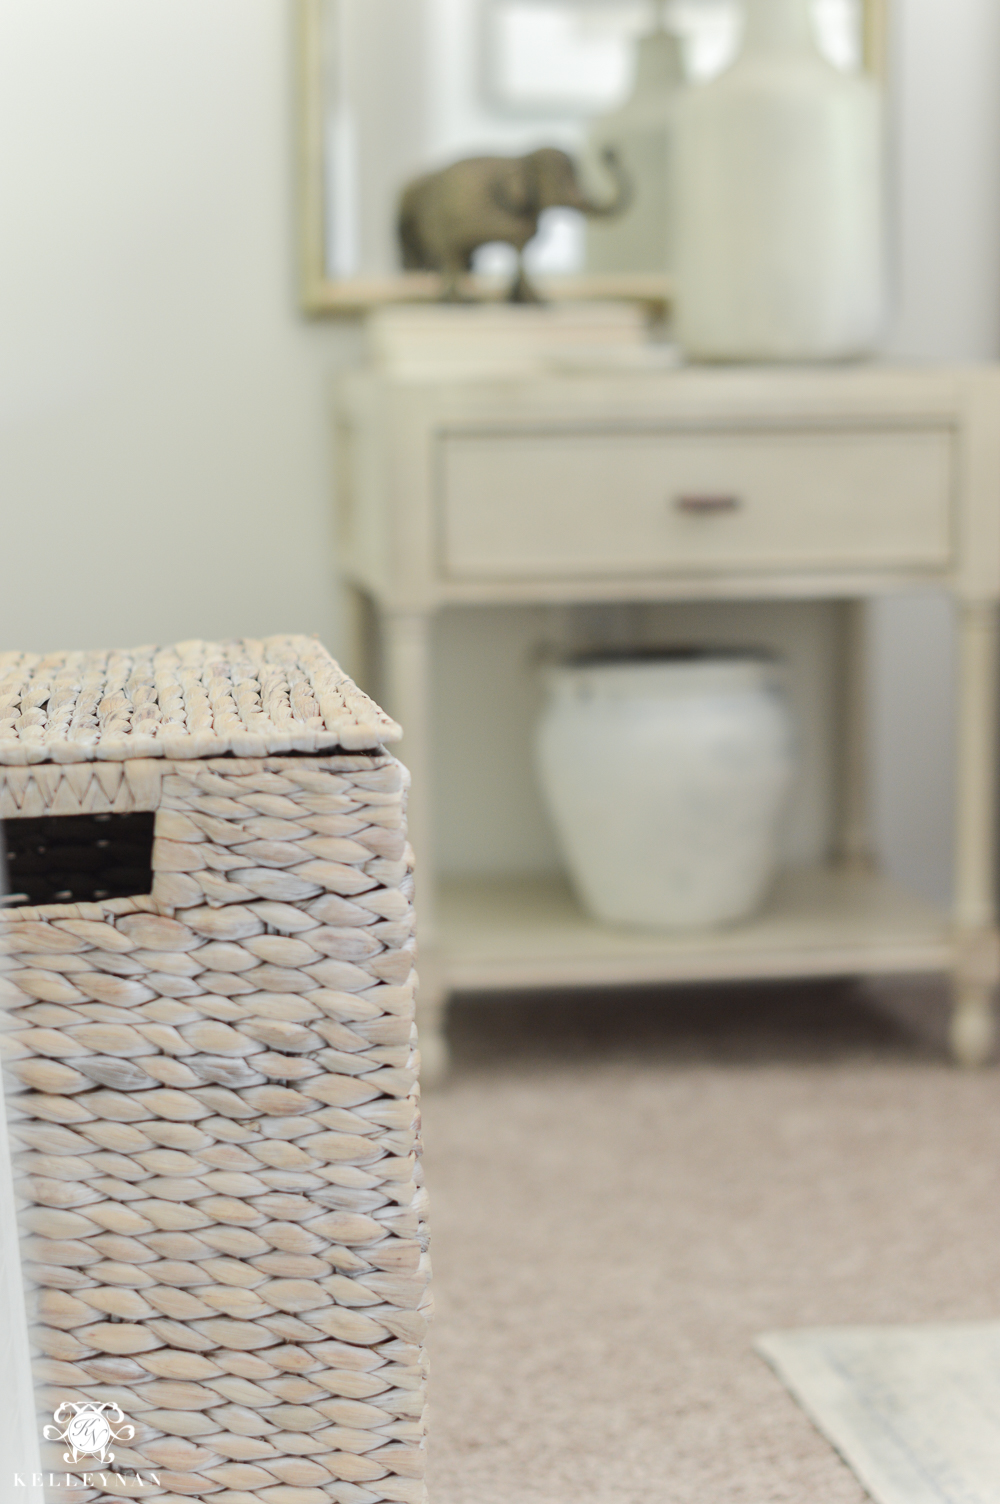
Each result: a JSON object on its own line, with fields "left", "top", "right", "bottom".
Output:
{"left": 297, "top": 0, "right": 889, "bottom": 316}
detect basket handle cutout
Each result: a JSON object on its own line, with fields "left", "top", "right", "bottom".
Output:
{"left": 1, "top": 811, "right": 156, "bottom": 908}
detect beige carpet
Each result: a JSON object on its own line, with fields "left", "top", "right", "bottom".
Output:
{"left": 420, "top": 980, "right": 1000, "bottom": 1503}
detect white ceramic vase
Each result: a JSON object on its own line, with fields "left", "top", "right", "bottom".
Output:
{"left": 672, "top": 0, "right": 885, "bottom": 361}
{"left": 535, "top": 653, "right": 794, "bottom": 929}
{"left": 583, "top": 28, "right": 685, "bottom": 276}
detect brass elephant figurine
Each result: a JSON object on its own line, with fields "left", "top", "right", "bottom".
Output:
{"left": 398, "top": 146, "right": 630, "bottom": 302}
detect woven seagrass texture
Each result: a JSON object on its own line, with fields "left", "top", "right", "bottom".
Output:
{"left": 0, "top": 747, "right": 428, "bottom": 1504}
{"left": 0, "top": 636, "right": 401, "bottom": 765}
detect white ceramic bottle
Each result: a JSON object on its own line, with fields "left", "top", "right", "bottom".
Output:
{"left": 583, "top": 27, "right": 686, "bottom": 276}
{"left": 672, "top": 0, "right": 885, "bottom": 361}
{"left": 535, "top": 653, "right": 795, "bottom": 930}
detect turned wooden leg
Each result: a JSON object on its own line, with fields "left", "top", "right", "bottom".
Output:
{"left": 834, "top": 598, "right": 876, "bottom": 872}
{"left": 380, "top": 609, "right": 453, "bottom": 1083}
{"left": 950, "top": 982, "right": 998, "bottom": 1067}
{"left": 951, "top": 601, "right": 1000, "bottom": 1066}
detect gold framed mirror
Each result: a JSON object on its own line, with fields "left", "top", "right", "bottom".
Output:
{"left": 297, "top": 0, "right": 889, "bottom": 315}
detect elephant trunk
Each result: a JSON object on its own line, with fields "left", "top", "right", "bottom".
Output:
{"left": 573, "top": 146, "right": 632, "bottom": 219}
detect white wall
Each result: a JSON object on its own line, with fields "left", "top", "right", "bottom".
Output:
{"left": 872, "top": 0, "right": 1000, "bottom": 903}
{"left": 0, "top": 0, "right": 360, "bottom": 656}
{"left": 887, "top": 0, "right": 1000, "bottom": 362}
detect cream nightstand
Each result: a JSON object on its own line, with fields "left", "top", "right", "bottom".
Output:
{"left": 335, "top": 349, "right": 1000, "bottom": 1079}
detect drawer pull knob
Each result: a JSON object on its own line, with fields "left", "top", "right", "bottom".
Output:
{"left": 675, "top": 494, "right": 742, "bottom": 515}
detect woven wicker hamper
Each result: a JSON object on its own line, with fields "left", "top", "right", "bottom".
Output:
{"left": 0, "top": 637, "right": 428, "bottom": 1504}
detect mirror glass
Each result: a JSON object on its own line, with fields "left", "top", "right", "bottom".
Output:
{"left": 308, "top": 0, "right": 867, "bottom": 295}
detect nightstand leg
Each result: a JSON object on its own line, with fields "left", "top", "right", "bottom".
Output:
{"left": 834, "top": 598, "right": 875, "bottom": 871}
{"left": 950, "top": 975, "right": 999, "bottom": 1068}
{"left": 951, "top": 601, "right": 1000, "bottom": 1066}
{"left": 381, "top": 609, "right": 452, "bottom": 1083}
{"left": 381, "top": 609, "right": 436, "bottom": 930}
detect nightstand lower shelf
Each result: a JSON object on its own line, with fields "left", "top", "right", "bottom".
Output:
{"left": 431, "top": 865, "right": 954, "bottom": 992}
{"left": 414, "top": 864, "right": 968, "bottom": 1079}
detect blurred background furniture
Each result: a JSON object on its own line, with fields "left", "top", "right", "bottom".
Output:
{"left": 335, "top": 327, "right": 1000, "bottom": 1079}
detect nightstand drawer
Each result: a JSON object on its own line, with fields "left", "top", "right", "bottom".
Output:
{"left": 439, "top": 427, "right": 955, "bottom": 579}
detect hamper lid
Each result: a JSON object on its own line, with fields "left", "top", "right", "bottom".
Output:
{"left": 0, "top": 635, "right": 401, "bottom": 765}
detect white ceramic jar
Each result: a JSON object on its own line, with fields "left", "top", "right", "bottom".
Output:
{"left": 672, "top": 0, "right": 885, "bottom": 361}
{"left": 535, "top": 652, "right": 795, "bottom": 929}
